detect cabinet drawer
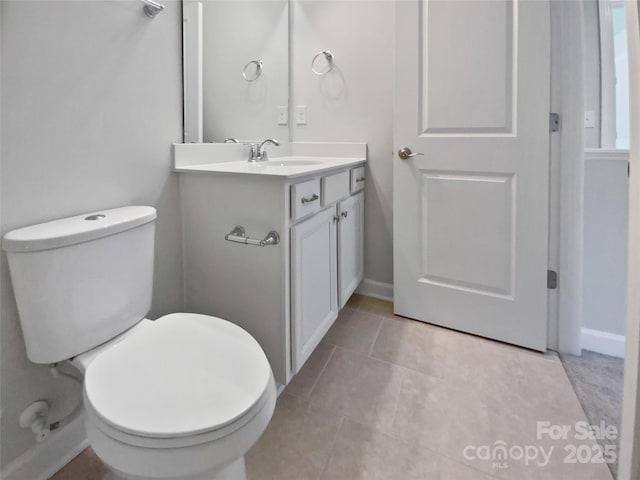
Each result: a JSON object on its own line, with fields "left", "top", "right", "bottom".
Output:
{"left": 321, "top": 170, "right": 350, "bottom": 206}
{"left": 350, "top": 166, "right": 366, "bottom": 193}
{"left": 291, "top": 178, "right": 321, "bottom": 221}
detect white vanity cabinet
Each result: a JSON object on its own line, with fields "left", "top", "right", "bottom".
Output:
{"left": 337, "top": 191, "right": 365, "bottom": 308}
{"left": 288, "top": 159, "right": 366, "bottom": 369}
{"left": 178, "top": 155, "right": 365, "bottom": 388}
{"left": 291, "top": 207, "right": 338, "bottom": 370}
{"left": 290, "top": 188, "right": 364, "bottom": 371}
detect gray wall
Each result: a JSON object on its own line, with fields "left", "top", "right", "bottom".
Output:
{"left": 581, "top": 3, "right": 628, "bottom": 344}
{"left": 0, "top": 0, "right": 184, "bottom": 468}
{"left": 582, "top": 153, "right": 629, "bottom": 338}
{"left": 291, "top": 0, "right": 394, "bottom": 286}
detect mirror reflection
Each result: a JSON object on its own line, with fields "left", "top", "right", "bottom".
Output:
{"left": 183, "top": 0, "right": 289, "bottom": 143}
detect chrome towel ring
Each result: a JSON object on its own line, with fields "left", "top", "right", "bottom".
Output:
{"left": 311, "top": 50, "right": 335, "bottom": 76}
{"left": 242, "top": 60, "right": 263, "bottom": 82}
{"left": 141, "top": 0, "right": 164, "bottom": 18}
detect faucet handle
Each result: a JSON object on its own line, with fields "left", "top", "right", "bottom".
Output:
{"left": 224, "top": 138, "right": 239, "bottom": 143}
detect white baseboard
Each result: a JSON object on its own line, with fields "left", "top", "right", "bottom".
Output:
{"left": 356, "top": 278, "right": 394, "bottom": 302}
{"left": 581, "top": 328, "right": 626, "bottom": 358}
{"left": 1, "top": 415, "right": 88, "bottom": 480}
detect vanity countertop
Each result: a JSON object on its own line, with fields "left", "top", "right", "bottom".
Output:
{"left": 174, "top": 156, "right": 366, "bottom": 179}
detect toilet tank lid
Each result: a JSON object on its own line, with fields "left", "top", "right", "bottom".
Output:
{"left": 2, "top": 206, "right": 157, "bottom": 253}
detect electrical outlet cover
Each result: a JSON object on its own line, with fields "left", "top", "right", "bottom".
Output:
{"left": 584, "top": 110, "right": 596, "bottom": 128}
{"left": 295, "top": 105, "right": 307, "bottom": 125}
{"left": 278, "top": 106, "right": 288, "bottom": 125}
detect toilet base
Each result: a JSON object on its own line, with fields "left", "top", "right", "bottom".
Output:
{"left": 103, "top": 456, "right": 246, "bottom": 480}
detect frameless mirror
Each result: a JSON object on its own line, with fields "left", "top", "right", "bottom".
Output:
{"left": 182, "top": 0, "right": 289, "bottom": 143}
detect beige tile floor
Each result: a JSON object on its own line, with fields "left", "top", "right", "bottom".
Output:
{"left": 50, "top": 295, "right": 614, "bottom": 480}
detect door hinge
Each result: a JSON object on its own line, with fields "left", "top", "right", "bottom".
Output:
{"left": 547, "top": 270, "right": 558, "bottom": 289}
{"left": 549, "top": 113, "right": 560, "bottom": 133}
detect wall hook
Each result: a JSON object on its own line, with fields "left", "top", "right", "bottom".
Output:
{"left": 141, "top": 0, "right": 165, "bottom": 18}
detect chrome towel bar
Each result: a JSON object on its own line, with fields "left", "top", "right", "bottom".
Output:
{"left": 224, "top": 226, "right": 280, "bottom": 247}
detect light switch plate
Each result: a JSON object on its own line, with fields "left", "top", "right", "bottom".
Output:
{"left": 295, "top": 105, "right": 307, "bottom": 125}
{"left": 584, "top": 110, "right": 596, "bottom": 128}
{"left": 278, "top": 106, "right": 288, "bottom": 125}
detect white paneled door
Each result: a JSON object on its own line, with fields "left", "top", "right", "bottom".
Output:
{"left": 393, "top": 0, "right": 550, "bottom": 350}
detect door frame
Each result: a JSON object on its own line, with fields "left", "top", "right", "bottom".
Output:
{"left": 548, "top": 0, "right": 586, "bottom": 355}
{"left": 619, "top": 1, "right": 640, "bottom": 477}
{"left": 551, "top": 0, "right": 640, "bottom": 475}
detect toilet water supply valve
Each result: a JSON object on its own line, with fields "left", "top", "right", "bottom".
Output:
{"left": 18, "top": 364, "right": 84, "bottom": 442}
{"left": 19, "top": 401, "right": 51, "bottom": 442}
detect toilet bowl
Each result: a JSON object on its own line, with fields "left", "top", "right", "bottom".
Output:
{"left": 2, "top": 206, "right": 277, "bottom": 480}
{"left": 74, "top": 313, "right": 276, "bottom": 480}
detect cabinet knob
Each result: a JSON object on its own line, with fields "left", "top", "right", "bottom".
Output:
{"left": 333, "top": 215, "right": 340, "bottom": 223}
{"left": 341, "top": 211, "right": 348, "bottom": 218}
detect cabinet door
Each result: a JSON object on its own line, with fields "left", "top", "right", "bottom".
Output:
{"left": 338, "top": 191, "right": 365, "bottom": 308}
{"left": 291, "top": 207, "right": 338, "bottom": 372}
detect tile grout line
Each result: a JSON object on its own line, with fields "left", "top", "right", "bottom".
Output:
{"left": 366, "top": 315, "right": 386, "bottom": 358}
{"left": 361, "top": 344, "right": 447, "bottom": 382}
{"left": 316, "top": 415, "right": 347, "bottom": 480}
{"left": 353, "top": 295, "right": 395, "bottom": 318}
{"left": 305, "top": 345, "right": 337, "bottom": 399}
{"left": 382, "top": 364, "right": 403, "bottom": 443}
{"left": 311, "top": 342, "right": 501, "bottom": 478}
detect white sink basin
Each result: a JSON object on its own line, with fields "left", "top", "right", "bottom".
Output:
{"left": 175, "top": 155, "right": 365, "bottom": 178}
{"left": 263, "top": 159, "right": 323, "bottom": 167}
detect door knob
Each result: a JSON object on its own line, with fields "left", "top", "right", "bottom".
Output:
{"left": 398, "top": 147, "right": 424, "bottom": 160}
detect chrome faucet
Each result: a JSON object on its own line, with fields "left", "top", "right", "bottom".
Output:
{"left": 247, "top": 138, "right": 280, "bottom": 162}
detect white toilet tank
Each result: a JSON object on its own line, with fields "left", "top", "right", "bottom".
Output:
{"left": 2, "top": 206, "right": 157, "bottom": 364}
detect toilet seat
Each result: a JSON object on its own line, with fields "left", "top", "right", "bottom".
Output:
{"left": 83, "top": 312, "right": 273, "bottom": 444}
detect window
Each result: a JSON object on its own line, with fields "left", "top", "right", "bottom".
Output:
{"left": 600, "top": 0, "right": 630, "bottom": 149}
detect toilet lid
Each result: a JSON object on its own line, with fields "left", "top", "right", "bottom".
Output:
{"left": 84, "top": 313, "right": 272, "bottom": 439}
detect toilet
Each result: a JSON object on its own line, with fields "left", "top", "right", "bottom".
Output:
{"left": 2, "top": 206, "right": 276, "bottom": 480}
